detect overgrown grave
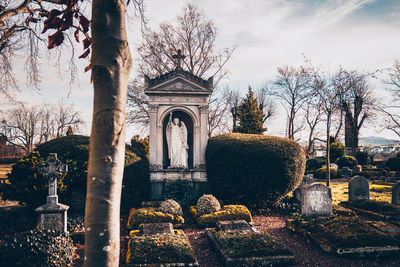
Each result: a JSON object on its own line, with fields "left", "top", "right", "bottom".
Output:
{"left": 288, "top": 182, "right": 400, "bottom": 257}
{"left": 126, "top": 199, "right": 199, "bottom": 266}
{"left": 205, "top": 220, "right": 294, "bottom": 266}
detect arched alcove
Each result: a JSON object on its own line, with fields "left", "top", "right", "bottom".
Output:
{"left": 162, "top": 110, "right": 194, "bottom": 169}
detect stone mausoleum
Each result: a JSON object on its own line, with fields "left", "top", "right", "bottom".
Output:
{"left": 144, "top": 51, "right": 213, "bottom": 200}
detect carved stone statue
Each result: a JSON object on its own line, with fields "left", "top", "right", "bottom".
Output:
{"left": 166, "top": 112, "right": 188, "bottom": 168}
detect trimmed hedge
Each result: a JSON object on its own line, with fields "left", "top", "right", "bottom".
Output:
{"left": 127, "top": 207, "right": 184, "bottom": 230}
{"left": 0, "top": 135, "right": 149, "bottom": 211}
{"left": 386, "top": 156, "right": 400, "bottom": 171}
{"left": 206, "top": 133, "right": 306, "bottom": 206}
{"left": 190, "top": 205, "right": 252, "bottom": 227}
{"left": 306, "top": 157, "right": 326, "bottom": 171}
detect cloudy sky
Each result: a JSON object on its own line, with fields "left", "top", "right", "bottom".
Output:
{"left": 5, "top": 0, "right": 400, "bottom": 140}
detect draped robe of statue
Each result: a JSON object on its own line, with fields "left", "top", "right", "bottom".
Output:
{"left": 166, "top": 115, "right": 188, "bottom": 168}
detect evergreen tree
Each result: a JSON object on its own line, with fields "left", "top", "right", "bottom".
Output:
{"left": 234, "top": 87, "right": 264, "bottom": 134}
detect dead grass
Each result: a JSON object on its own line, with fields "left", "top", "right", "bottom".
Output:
{"left": 319, "top": 181, "right": 392, "bottom": 205}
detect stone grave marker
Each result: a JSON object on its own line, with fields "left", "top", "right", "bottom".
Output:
{"left": 392, "top": 181, "right": 400, "bottom": 205}
{"left": 301, "top": 184, "right": 332, "bottom": 217}
{"left": 141, "top": 222, "right": 174, "bottom": 235}
{"left": 348, "top": 175, "right": 369, "bottom": 202}
{"left": 339, "top": 167, "right": 353, "bottom": 178}
{"left": 35, "top": 153, "right": 69, "bottom": 232}
{"left": 216, "top": 220, "right": 252, "bottom": 232}
{"left": 294, "top": 174, "right": 315, "bottom": 201}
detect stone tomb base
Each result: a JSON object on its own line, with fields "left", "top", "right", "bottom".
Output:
{"left": 149, "top": 168, "right": 208, "bottom": 200}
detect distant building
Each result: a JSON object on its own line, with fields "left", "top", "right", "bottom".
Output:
{"left": 0, "top": 135, "right": 25, "bottom": 162}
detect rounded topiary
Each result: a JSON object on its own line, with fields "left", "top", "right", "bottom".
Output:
{"left": 0, "top": 229, "right": 75, "bottom": 267}
{"left": 206, "top": 133, "right": 306, "bottom": 207}
{"left": 355, "top": 151, "right": 369, "bottom": 166}
{"left": 160, "top": 199, "right": 183, "bottom": 217}
{"left": 336, "top": 155, "right": 358, "bottom": 169}
{"left": 386, "top": 155, "right": 400, "bottom": 171}
{"left": 196, "top": 194, "right": 221, "bottom": 216}
{"left": 306, "top": 157, "right": 326, "bottom": 171}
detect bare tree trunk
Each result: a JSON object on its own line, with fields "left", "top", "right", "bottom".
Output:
{"left": 326, "top": 115, "right": 331, "bottom": 187}
{"left": 85, "top": 1, "right": 132, "bottom": 266}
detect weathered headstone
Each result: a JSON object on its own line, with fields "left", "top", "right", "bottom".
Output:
{"left": 294, "top": 174, "right": 315, "bottom": 201}
{"left": 392, "top": 181, "right": 400, "bottom": 205}
{"left": 216, "top": 220, "right": 252, "bottom": 232}
{"left": 339, "top": 167, "right": 353, "bottom": 178}
{"left": 141, "top": 223, "right": 174, "bottom": 235}
{"left": 35, "top": 153, "right": 69, "bottom": 232}
{"left": 301, "top": 184, "right": 332, "bottom": 217}
{"left": 348, "top": 175, "right": 369, "bottom": 202}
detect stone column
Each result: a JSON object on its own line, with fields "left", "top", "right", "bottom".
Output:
{"left": 148, "top": 104, "right": 158, "bottom": 169}
{"left": 199, "top": 105, "right": 209, "bottom": 166}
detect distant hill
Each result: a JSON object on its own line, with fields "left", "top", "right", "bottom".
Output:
{"left": 359, "top": 136, "right": 400, "bottom": 146}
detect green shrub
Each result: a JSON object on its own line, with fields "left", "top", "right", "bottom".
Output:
{"left": 195, "top": 194, "right": 221, "bottom": 216}
{"left": 306, "top": 157, "right": 326, "bottom": 171}
{"left": 340, "top": 200, "right": 400, "bottom": 217}
{"left": 355, "top": 151, "right": 369, "bottom": 166}
{"left": 0, "top": 135, "right": 149, "bottom": 211}
{"left": 126, "top": 232, "right": 196, "bottom": 264}
{"left": 192, "top": 205, "right": 252, "bottom": 227}
{"left": 386, "top": 156, "right": 400, "bottom": 171}
{"left": 213, "top": 230, "right": 292, "bottom": 258}
{"left": 161, "top": 180, "right": 197, "bottom": 207}
{"left": 330, "top": 142, "right": 345, "bottom": 162}
{"left": 0, "top": 229, "right": 75, "bottom": 267}
{"left": 160, "top": 199, "right": 183, "bottom": 217}
{"left": 127, "top": 207, "right": 184, "bottom": 230}
{"left": 336, "top": 155, "right": 358, "bottom": 169}
{"left": 314, "top": 167, "right": 338, "bottom": 179}
{"left": 206, "top": 133, "right": 306, "bottom": 206}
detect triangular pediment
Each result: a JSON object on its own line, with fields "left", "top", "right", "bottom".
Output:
{"left": 144, "top": 68, "right": 213, "bottom": 95}
{"left": 145, "top": 77, "right": 210, "bottom": 94}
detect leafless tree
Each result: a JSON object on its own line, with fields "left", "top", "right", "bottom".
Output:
{"left": 0, "top": 102, "right": 83, "bottom": 153}
{"left": 381, "top": 60, "right": 400, "bottom": 137}
{"left": 302, "top": 93, "right": 323, "bottom": 158}
{"left": 269, "top": 65, "right": 313, "bottom": 140}
{"left": 257, "top": 85, "right": 276, "bottom": 131}
{"left": 336, "top": 69, "right": 376, "bottom": 156}
{"left": 127, "top": 3, "right": 234, "bottom": 135}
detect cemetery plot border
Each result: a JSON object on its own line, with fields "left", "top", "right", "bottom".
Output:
{"left": 127, "top": 207, "right": 185, "bottom": 230}
{"left": 205, "top": 227, "right": 294, "bottom": 266}
{"left": 339, "top": 200, "right": 400, "bottom": 222}
{"left": 287, "top": 215, "right": 400, "bottom": 257}
{"left": 126, "top": 229, "right": 199, "bottom": 266}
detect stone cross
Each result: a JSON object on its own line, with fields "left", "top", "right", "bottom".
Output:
{"left": 172, "top": 49, "right": 185, "bottom": 69}
{"left": 39, "top": 153, "right": 68, "bottom": 205}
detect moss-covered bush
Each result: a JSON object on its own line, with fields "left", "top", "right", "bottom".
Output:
{"left": 126, "top": 231, "right": 196, "bottom": 264}
{"left": 336, "top": 155, "right": 358, "bottom": 169}
{"left": 206, "top": 133, "right": 306, "bottom": 206}
{"left": 329, "top": 142, "right": 345, "bottom": 162}
{"left": 340, "top": 200, "right": 400, "bottom": 217}
{"left": 0, "top": 229, "right": 75, "bottom": 267}
{"left": 306, "top": 157, "right": 326, "bottom": 171}
{"left": 127, "top": 207, "right": 184, "bottom": 230}
{"left": 191, "top": 205, "right": 252, "bottom": 227}
{"left": 314, "top": 167, "right": 338, "bottom": 179}
{"left": 160, "top": 199, "right": 183, "bottom": 217}
{"left": 0, "top": 135, "right": 149, "bottom": 211}
{"left": 195, "top": 194, "right": 221, "bottom": 216}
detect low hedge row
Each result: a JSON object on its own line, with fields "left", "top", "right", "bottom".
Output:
{"left": 126, "top": 231, "right": 196, "bottom": 264}
{"left": 190, "top": 205, "right": 252, "bottom": 227}
{"left": 127, "top": 207, "right": 184, "bottom": 230}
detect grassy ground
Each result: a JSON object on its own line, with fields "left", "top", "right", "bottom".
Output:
{"left": 0, "top": 164, "right": 12, "bottom": 179}
{"left": 323, "top": 181, "right": 392, "bottom": 205}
